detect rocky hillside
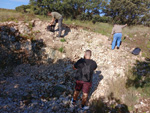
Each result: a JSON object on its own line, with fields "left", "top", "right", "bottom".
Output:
{"left": 0, "top": 20, "right": 149, "bottom": 113}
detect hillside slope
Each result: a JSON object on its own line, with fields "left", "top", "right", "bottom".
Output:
{"left": 0, "top": 20, "right": 149, "bottom": 113}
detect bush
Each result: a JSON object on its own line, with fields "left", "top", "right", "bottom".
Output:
{"left": 92, "top": 15, "right": 110, "bottom": 24}
{"left": 126, "top": 60, "right": 150, "bottom": 97}
{"left": 77, "top": 12, "right": 92, "bottom": 21}
{"left": 15, "top": 5, "right": 31, "bottom": 13}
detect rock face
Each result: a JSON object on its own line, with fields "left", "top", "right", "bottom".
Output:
{"left": 0, "top": 20, "right": 146, "bottom": 112}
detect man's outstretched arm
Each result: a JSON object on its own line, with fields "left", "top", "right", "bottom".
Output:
{"left": 50, "top": 18, "right": 55, "bottom": 25}
{"left": 111, "top": 27, "right": 114, "bottom": 35}
{"left": 122, "top": 24, "right": 127, "bottom": 28}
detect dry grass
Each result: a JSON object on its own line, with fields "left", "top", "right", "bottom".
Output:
{"left": 0, "top": 9, "right": 21, "bottom": 22}
{"left": 64, "top": 19, "right": 113, "bottom": 36}
{"left": 106, "top": 77, "right": 138, "bottom": 111}
{"left": 122, "top": 25, "right": 150, "bottom": 57}
{"left": 0, "top": 8, "right": 35, "bottom": 22}
{"left": 124, "top": 25, "right": 150, "bottom": 35}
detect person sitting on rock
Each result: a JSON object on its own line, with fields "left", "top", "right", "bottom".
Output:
{"left": 71, "top": 50, "right": 97, "bottom": 110}
{"left": 111, "top": 24, "right": 127, "bottom": 50}
{"left": 47, "top": 11, "right": 63, "bottom": 37}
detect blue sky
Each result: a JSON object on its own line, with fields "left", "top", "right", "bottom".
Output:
{"left": 0, "top": 0, "right": 29, "bottom": 9}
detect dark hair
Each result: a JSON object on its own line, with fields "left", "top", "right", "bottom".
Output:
{"left": 113, "top": 23, "right": 116, "bottom": 26}
{"left": 85, "top": 50, "right": 92, "bottom": 56}
{"left": 47, "top": 12, "right": 51, "bottom": 14}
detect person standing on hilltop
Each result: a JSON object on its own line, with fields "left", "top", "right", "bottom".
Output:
{"left": 47, "top": 12, "right": 63, "bottom": 37}
{"left": 71, "top": 50, "right": 97, "bottom": 110}
{"left": 111, "top": 24, "right": 127, "bottom": 50}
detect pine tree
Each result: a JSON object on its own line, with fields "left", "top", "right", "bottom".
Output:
{"left": 104, "top": 0, "right": 148, "bottom": 25}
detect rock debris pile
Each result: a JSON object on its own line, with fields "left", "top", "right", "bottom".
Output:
{"left": 0, "top": 20, "right": 147, "bottom": 112}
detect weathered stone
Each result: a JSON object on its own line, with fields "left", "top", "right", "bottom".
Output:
{"left": 52, "top": 85, "right": 68, "bottom": 97}
{"left": 10, "top": 27, "right": 16, "bottom": 33}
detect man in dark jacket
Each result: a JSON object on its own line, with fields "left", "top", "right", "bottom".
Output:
{"left": 71, "top": 50, "right": 97, "bottom": 110}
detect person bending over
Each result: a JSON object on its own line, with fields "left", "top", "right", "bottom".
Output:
{"left": 48, "top": 12, "right": 63, "bottom": 37}
{"left": 111, "top": 24, "right": 127, "bottom": 50}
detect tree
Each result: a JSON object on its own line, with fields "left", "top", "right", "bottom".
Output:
{"left": 104, "top": 0, "right": 149, "bottom": 25}
{"left": 141, "top": 0, "right": 150, "bottom": 26}
{"left": 29, "top": 0, "right": 108, "bottom": 20}
{"left": 16, "top": 5, "right": 31, "bottom": 13}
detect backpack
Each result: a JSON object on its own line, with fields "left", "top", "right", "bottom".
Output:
{"left": 132, "top": 48, "right": 141, "bottom": 55}
{"left": 47, "top": 25, "right": 55, "bottom": 32}
{"left": 81, "top": 62, "right": 91, "bottom": 82}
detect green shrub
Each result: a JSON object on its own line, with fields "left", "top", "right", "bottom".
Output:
{"left": 126, "top": 60, "right": 150, "bottom": 97}
{"left": 28, "top": 22, "right": 33, "bottom": 30}
{"left": 60, "top": 38, "right": 66, "bottom": 42}
{"left": 15, "top": 5, "right": 31, "bottom": 13}
{"left": 77, "top": 12, "right": 92, "bottom": 21}
{"left": 147, "top": 41, "right": 150, "bottom": 48}
{"left": 92, "top": 15, "right": 110, "bottom": 24}
{"left": 58, "top": 47, "right": 64, "bottom": 53}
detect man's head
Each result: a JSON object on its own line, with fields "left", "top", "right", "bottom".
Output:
{"left": 84, "top": 50, "right": 92, "bottom": 59}
{"left": 113, "top": 23, "right": 117, "bottom": 26}
{"left": 47, "top": 12, "right": 52, "bottom": 16}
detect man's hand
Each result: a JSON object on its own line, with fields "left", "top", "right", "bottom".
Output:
{"left": 50, "top": 18, "right": 55, "bottom": 25}
{"left": 50, "top": 21, "right": 54, "bottom": 25}
{"left": 73, "top": 66, "right": 76, "bottom": 70}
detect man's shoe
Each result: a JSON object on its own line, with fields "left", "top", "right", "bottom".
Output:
{"left": 56, "top": 35, "right": 63, "bottom": 38}
{"left": 117, "top": 47, "right": 120, "bottom": 49}
{"left": 82, "top": 106, "right": 89, "bottom": 110}
{"left": 70, "top": 98, "right": 76, "bottom": 107}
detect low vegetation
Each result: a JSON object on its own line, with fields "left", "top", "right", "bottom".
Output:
{"left": 91, "top": 94, "right": 130, "bottom": 113}
{"left": 58, "top": 47, "right": 65, "bottom": 53}
{"left": 60, "top": 38, "right": 66, "bottom": 42}
{"left": 126, "top": 59, "right": 150, "bottom": 97}
{"left": 0, "top": 8, "right": 35, "bottom": 22}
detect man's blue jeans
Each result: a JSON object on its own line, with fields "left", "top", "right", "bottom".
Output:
{"left": 112, "top": 33, "right": 122, "bottom": 50}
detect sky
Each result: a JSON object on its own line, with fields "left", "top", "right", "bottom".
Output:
{"left": 0, "top": 0, "right": 29, "bottom": 9}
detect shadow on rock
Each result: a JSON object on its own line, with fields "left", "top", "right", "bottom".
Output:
{"left": 90, "top": 92, "right": 130, "bottom": 113}
{"left": 0, "top": 25, "right": 50, "bottom": 69}
{"left": 47, "top": 24, "right": 71, "bottom": 37}
{"left": 0, "top": 57, "right": 76, "bottom": 112}
{"left": 62, "top": 25, "right": 71, "bottom": 37}
{"left": 89, "top": 71, "right": 103, "bottom": 98}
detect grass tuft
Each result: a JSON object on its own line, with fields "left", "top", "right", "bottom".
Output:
{"left": 58, "top": 47, "right": 64, "bottom": 53}
{"left": 60, "top": 38, "right": 66, "bottom": 42}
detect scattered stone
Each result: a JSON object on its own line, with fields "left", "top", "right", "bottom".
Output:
{"left": 0, "top": 20, "right": 145, "bottom": 113}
